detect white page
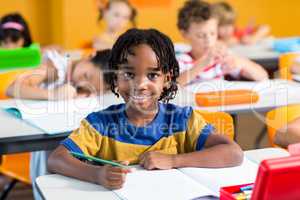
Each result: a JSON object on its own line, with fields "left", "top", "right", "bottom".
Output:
{"left": 244, "top": 148, "right": 290, "bottom": 164}
{"left": 114, "top": 167, "right": 214, "bottom": 200}
{"left": 179, "top": 157, "right": 258, "bottom": 197}
{"left": 1, "top": 94, "right": 123, "bottom": 134}
{"left": 36, "top": 174, "right": 119, "bottom": 200}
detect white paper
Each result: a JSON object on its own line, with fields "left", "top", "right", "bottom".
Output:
{"left": 1, "top": 94, "right": 123, "bottom": 134}
{"left": 114, "top": 167, "right": 214, "bottom": 200}
{"left": 179, "top": 158, "right": 258, "bottom": 196}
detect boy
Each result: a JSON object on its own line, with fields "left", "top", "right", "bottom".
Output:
{"left": 176, "top": 0, "right": 268, "bottom": 86}
{"left": 212, "top": 2, "right": 270, "bottom": 46}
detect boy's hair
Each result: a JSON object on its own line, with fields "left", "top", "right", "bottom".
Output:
{"left": 177, "top": 0, "right": 215, "bottom": 31}
{"left": 0, "top": 13, "right": 32, "bottom": 47}
{"left": 106, "top": 28, "right": 179, "bottom": 102}
{"left": 98, "top": 0, "right": 137, "bottom": 27}
{"left": 90, "top": 49, "right": 111, "bottom": 72}
{"left": 212, "top": 2, "right": 236, "bottom": 26}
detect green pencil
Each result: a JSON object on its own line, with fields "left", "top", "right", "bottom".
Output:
{"left": 70, "top": 151, "right": 129, "bottom": 169}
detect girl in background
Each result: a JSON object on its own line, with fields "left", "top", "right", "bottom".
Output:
{"left": 0, "top": 13, "right": 32, "bottom": 48}
{"left": 93, "top": 0, "right": 137, "bottom": 50}
{"left": 6, "top": 49, "right": 112, "bottom": 100}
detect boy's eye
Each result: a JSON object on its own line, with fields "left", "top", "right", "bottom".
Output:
{"left": 147, "top": 73, "right": 160, "bottom": 80}
{"left": 123, "top": 72, "right": 134, "bottom": 80}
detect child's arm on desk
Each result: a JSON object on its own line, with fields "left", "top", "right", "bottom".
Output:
{"left": 231, "top": 55, "right": 269, "bottom": 81}
{"left": 139, "top": 133, "right": 243, "bottom": 170}
{"left": 6, "top": 63, "right": 77, "bottom": 100}
{"left": 48, "top": 145, "right": 131, "bottom": 190}
{"left": 274, "top": 117, "right": 300, "bottom": 148}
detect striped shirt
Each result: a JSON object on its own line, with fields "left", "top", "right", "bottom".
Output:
{"left": 176, "top": 51, "right": 241, "bottom": 85}
{"left": 61, "top": 103, "right": 214, "bottom": 164}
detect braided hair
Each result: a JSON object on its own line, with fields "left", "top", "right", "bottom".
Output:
{"left": 106, "top": 28, "right": 180, "bottom": 103}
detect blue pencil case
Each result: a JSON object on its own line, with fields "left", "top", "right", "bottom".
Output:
{"left": 273, "top": 37, "right": 300, "bottom": 53}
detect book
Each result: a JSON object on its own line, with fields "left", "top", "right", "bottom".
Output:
{"left": 1, "top": 94, "right": 123, "bottom": 134}
{"left": 36, "top": 148, "right": 289, "bottom": 200}
{"left": 114, "top": 158, "right": 258, "bottom": 200}
{"left": 36, "top": 157, "right": 258, "bottom": 200}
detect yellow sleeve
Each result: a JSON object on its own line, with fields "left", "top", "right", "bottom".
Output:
{"left": 184, "top": 110, "right": 215, "bottom": 152}
{"left": 61, "top": 119, "right": 103, "bottom": 156}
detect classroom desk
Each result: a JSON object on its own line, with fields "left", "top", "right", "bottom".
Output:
{"left": 0, "top": 108, "right": 69, "bottom": 155}
{"left": 176, "top": 79, "right": 300, "bottom": 114}
{"left": 0, "top": 95, "right": 122, "bottom": 155}
{"left": 36, "top": 148, "right": 289, "bottom": 200}
{"left": 1, "top": 80, "right": 299, "bottom": 154}
{"left": 230, "top": 44, "right": 280, "bottom": 73}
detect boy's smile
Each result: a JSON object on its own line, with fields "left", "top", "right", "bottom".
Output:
{"left": 117, "top": 44, "right": 168, "bottom": 113}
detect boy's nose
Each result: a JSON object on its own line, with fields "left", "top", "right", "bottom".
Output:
{"left": 134, "top": 76, "right": 148, "bottom": 89}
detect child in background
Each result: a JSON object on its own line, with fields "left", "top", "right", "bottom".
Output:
{"left": 47, "top": 28, "right": 243, "bottom": 190}
{"left": 213, "top": 2, "right": 270, "bottom": 46}
{"left": 6, "top": 49, "right": 111, "bottom": 100}
{"left": 0, "top": 13, "right": 32, "bottom": 48}
{"left": 7, "top": 50, "right": 111, "bottom": 200}
{"left": 93, "top": 0, "right": 137, "bottom": 50}
{"left": 275, "top": 117, "right": 300, "bottom": 148}
{"left": 176, "top": 0, "right": 268, "bottom": 86}
{"left": 0, "top": 12, "right": 62, "bottom": 52}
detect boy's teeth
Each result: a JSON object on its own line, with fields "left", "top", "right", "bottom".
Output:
{"left": 131, "top": 95, "right": 151, "bottom": 100}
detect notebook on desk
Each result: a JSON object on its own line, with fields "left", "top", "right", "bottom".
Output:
{"left": 1, "top": 95, "right": 121, "bottom": 134}
{"left": 36, "top": 156, "right": 258, "bottom": 200}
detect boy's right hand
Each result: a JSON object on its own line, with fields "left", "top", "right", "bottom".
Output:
{"left": 49, "top": 84, "right": 77, "bottom": 100}
{"left": 96, "top": 161, "right": 131, "bottom": 190}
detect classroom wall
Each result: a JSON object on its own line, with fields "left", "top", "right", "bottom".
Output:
{"left": 1, "top": 0, "right": 300, "bottom": 49}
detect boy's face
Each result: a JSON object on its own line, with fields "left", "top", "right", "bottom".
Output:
{"left": 71, "top": 60, "right": 104, "bottom": 94}
{"left": 105, "top": 1, "right": 132, "bottom": 32}
{"left": 182, "top": 18, "right": 218, "bottom": 55}
{"left": 218, "top": 24, "right": 235, "bottom": 39}
{"left": 116, "top": 44, "right": 168, "bottom": 112}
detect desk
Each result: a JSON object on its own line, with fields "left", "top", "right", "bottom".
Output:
{"left": 1, "top": 80, "right": 299, "bottom": 154}
{"left": 176, "top": 79, "right": 300, "bottom": 114}
{"left": 0, "top": 95, "right": 122, "bottom": 155}
{"left": 0, "top": 109, "right": 69, "bottom": 155}
{"left": 36, "top": 148, "right": 289, "bottom": 200}
{"left": 230, "top": 44, "right": 280, "bottom": 73}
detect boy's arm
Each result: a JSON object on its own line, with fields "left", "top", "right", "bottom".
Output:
{"left": 139, "top": 133, "right": 243, "bottom": 169}
{"left": 177, "top": 58, "right": 211, "bottom": 86}
{"left": 172, "top": 132, "right": 243, "bottom": 168}
{"left": 48, "top": 145, "right": 130, "bottom": 189}
{"left": 274, "top": 118, "right": 300, "bottom": 148}
{"left": 241, "top": 25, "right": 270, "bottom": 45}
{"left": 234, "top": 55, "right": 269, "bottom": 81}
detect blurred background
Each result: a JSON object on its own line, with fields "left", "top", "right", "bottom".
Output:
{"left": 1, "top": 0, "right": 299, "bottom": 49}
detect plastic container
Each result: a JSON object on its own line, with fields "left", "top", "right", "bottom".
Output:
{"left": 195, "top": 89, "right": 259, "bottom": 107}
{"left": 0, "top": 43, "right": 41, "bottom": 70}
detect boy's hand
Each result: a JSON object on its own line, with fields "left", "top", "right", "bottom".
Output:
{"left": 49, "top": 84, "right": 77, "bottom": 100}
{"left": 96, "top": 161, "right": 131, "bottom": 190}
{"left": 139, "top": 151, "right": 175, "bottom": 170}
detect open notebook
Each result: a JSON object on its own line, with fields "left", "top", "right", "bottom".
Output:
{"left": 114, "top": 158, "right": 258, "bottom": 200}
{"left": 1, "top": 94, "right": 122, "bottom": 134}
{"left": 36, "top": 155, "right": 265, "bottom": 200}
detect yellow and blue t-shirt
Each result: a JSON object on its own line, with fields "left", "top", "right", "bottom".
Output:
{"left": 61, "top": 103, "right": 214, "bottom": 164}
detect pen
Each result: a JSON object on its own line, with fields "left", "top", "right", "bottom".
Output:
{"left": 70, "top": 151, "right": 129, "bottom": 169}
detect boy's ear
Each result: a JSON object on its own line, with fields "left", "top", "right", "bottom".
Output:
{"left": 164, "top": 73, "right": 171, "bottom": 88}
{"left": 180, "top": 29, "right": 188, "bottom": 39}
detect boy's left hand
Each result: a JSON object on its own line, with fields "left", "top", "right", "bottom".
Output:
{"left": 139, "top": 151, "right": 175, "bottom": 170}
